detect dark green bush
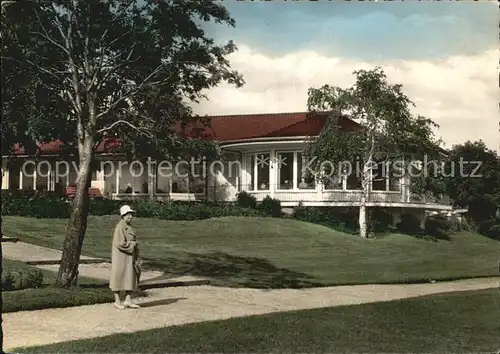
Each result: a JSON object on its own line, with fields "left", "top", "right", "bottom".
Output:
{"left": 424, "top": 215, "right": 451, "bottom": 238}
{"left": 2, "top": 193, "right": 70, "bottom": 218}
{"left": 2, "top": 271, "right": 16, "bottom": 291}
{"left": 292, "top": 205, "right": 358, "bottom": 233}
{"left": 236, "top": 191, "right": 257, "bottom": 209}
{"left": 259, "top": 196, "right": 282, "bottom": 217}
{"left": 2, "top": 194, "right": 268, "bottom": 220}
{"left": 396, "top": 213, "right": 422, "bottom": 235}
{"left": 24, "top": 269, "right": 44, "bottom": 288}
{"left": 1, "top": 269, "right": 44, "bottom": 291}
{"left": 371, "top": 208, "right": 393, "bottom": 232}
{"left": 478, "top": 218, "right": 500, "bottom": 240}
{"left": 89, "top": 198, "right": 123, "bottom": 215}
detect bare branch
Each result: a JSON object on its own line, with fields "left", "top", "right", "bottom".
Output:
{"left": 95, "top": 63, "right": 167, "bottom": 120}
{"left": 31, "top": 8, "right": 71, "bottom": 55}
{"left": 97, "top": 119, "right": 153, "bottom": 137}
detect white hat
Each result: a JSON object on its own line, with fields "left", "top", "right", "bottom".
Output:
{"left": 119, "top": 205, "right": 135, "bottom": 216}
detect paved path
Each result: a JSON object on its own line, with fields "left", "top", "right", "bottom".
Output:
{"left": 4, "top": 277, "right": 499, "bottom": 351}
{"left": 2, "top": 241, "right": 100, "bottom": 263}
{"left": 2, "top": 241, "right": 191, "bottom": 284}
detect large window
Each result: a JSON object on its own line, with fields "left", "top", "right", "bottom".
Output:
{"left": 346, "top": 173, "right": 362, "bottom": 190}
{"left": 245, "top": 154, "right": 255, "bottom": 191}
{"left": 244, "top": 153, "right": 270, "bottom": 191}
{"left": 296, "top": 152, "right": 315, "bottom": 189}
{"left": 322, "top": 161, "right": 343, "bottom": 190}
{"left": 371, "top": 164, "right": 387, "bottom": 191}
{"left": 277, "top": 152, "right": 294, "bottom": 190}
{"left": 371, "top": 162, "right": 401, "bottom": 192}
{"left": 389, "top": 175, "right": 401, "bottom": 192}
{"left": 256, "top": 153, "right": 270, "bottom": 190}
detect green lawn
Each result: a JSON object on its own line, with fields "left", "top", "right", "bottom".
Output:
{"left": 3, "top": 215, "right": 499, "bottom": 288}
{"left": 2, "top": 259, "right": 146, "bottom": 313}
{"left": 16, "top": 288, "right": 500, "bottom": 353}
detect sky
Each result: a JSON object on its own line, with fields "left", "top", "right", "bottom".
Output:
{"left": 191, "top": 1, "right": 499, "bottom": 152}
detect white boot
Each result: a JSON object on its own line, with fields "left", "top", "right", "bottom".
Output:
{"left": 123, "top": 293, "right": 140, "bottom": 308}
{"left": 113, "top": 292, "right": 125, "bottom": 309}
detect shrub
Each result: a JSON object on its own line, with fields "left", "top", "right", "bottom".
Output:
{"left": 89, "top": 198, "right": 123, "bottom": 216}
{"left": 259, "top": 196, "right": 282, "bottom": 217}
{"left": 425, "top": 215, "right": 451, "bottom": 238}
{"left": 1, "top": 194, "right": 268, "bottom": 220}
{"left": 1, "top": 192, "right": 70, "bottom": 218}
{"left": 2, "top": 269, "right": 45, "bottom": 291}
{"left": 2, "top": 271, "right": 15, "bottom": 291}
{"left": 371, "top": 208, "right": 393, "bottom": 232}
{"left": 25, "top": 269, "right": 45, "bottom": 289}
{"left": 478, "top": 218, "right": 500, "bottom": 240}
{"left": 236, "top": 191, "right": 257, "bottom": 209}
{"left": 396, "top": 213, "right": 422, "bottom": 235}
{"left": 292, "top": 205, "right": 358, "bottom": 233}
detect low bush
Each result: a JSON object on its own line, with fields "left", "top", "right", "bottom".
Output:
{"left": 2, "top": 269, "right": 45, "bottom": 291}
{"left": 292, "top": 205, "right": 358, "bottom": 233}
{"left": 259, "top": 196, "right": 282, "bottom": 217}
{"left": 396, "top": 213, "right": 422, "bottom": 235}
{"left": 236, "top": 191, "right": 257, "bottom": 209}
{"left": 478, "top": 218, "right": 500, "bottom": 240}
{"left": 371, "top": 208, "right": 393, "bottom": 232}
{"left": 424, "top": 215, "right": 452, "bottom": 238}
{"left": 1, "top": 193, "right": 269, "bottom": 220}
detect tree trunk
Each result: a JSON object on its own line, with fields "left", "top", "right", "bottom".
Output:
{"left": 1, "top": 214, "right": 4, "bottom": 351}
{"left": 359, "top": 195, "right": 368, "bottom": 238}
{"left": 358, "top": 161, "right": 371, "bottom": 238}
{"left": 56, "top": 144, "right": 93, "bottom": 287}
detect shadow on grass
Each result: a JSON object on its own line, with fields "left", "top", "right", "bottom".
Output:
{"left": 144, "top": 251, "right": 324, "bottom": 289}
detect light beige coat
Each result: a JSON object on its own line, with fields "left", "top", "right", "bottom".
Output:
{"left": 109, "top": 219, "right": 140, "bottom": 291}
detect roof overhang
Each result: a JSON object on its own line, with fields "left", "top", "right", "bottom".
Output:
{"left": 219, "top": 136, "right": 315, "bottom": 152}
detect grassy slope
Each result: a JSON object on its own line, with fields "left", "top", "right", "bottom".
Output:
{"left": 17, "top": 288, "right": 500, "bottom": 353}
{"left": 3, "top": 215, "right": 499, "bottom": 288}
{"left": 2, "top": 259, "right": 145, "bottom": 313}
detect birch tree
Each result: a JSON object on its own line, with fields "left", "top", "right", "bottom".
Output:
{"left": 305, "top": 67, "right": 442, "bottom": 238}
{"left": 2, "top": 0, "right": 244, "bottom": 287}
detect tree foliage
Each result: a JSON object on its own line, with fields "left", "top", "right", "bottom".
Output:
{"left": 2, "top": 0, "right": 243, "bottom": 159}
{"left": 2, "top": 0, "right": 244, "bottom": 286}
{"left": 444, "top": 140, "right": 500, "bottom": 224}
{"left": 305, "top": 67, "right": 444, "bottom": 237}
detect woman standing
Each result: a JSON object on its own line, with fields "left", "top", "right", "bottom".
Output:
{"left": 110, "top": 204, "right": 141, "bottom": 309}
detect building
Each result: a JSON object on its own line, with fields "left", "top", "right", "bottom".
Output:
{"left": 1, "top": 112, "right": 452, "bottom": 224}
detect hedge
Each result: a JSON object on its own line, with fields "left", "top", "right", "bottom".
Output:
{"left": 292, "top": 204, "right": 360, "bottom": 233}
{"left": 1, "top": 191, "right": 268, "bottom": 220}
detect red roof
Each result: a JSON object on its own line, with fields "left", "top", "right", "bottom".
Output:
{"left": 7, "top": 112, "right": 359, "bottom": 156}
{"left": 179, "top": 112, "right": 336, "bottom": 142}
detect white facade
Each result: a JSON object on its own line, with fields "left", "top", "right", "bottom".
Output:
{"left": 1, "top": 138, "right": 452, "bottom": 212}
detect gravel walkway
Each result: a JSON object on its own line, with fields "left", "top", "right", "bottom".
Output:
{"left": 2, "top": 241, "right": 100, "bottom": 263}
{"left": 4, "top": 276, "right": 499, "bottom": 351}
{"left": 3, "top": 241, "right": 192, "bottom": 283}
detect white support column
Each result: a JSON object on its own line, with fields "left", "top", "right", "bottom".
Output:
{"left": 316, "top": 173, "right": 322, "bottom": 201}
{"left": 1, "top": 159, "right": 9, "bottom": 190}
{"left": 47, "top": 169, "right": 52, "bottom": 191}
{"left": 147, "top": 157, "right": 155, "bottom": 199}
{"left": 253, "top": 154, "right": 258, "bottom": 191}
{"left": 269, "top": 150, "right": 275, "bottom": 198}
{"left": 292, "top": 152, "right": 298, "bottom": 190}
{"left": 33, "top": 161, "right": 37, "bottom": 190}
{"left": 19, "top": 166, "right": 23, "bottom": 190}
